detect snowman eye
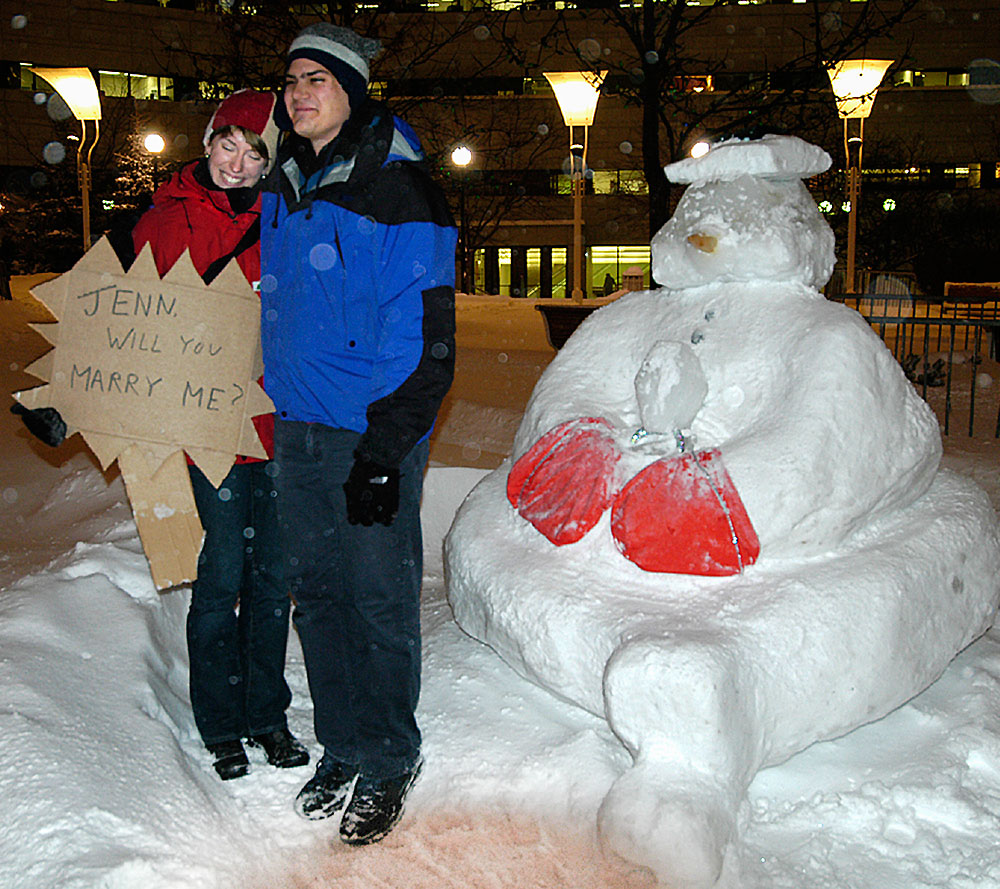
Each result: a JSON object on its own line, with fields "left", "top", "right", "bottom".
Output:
{"left": 687, "top": 233, "right": 718, "bottom": 254}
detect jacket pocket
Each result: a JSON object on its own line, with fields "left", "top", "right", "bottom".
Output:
{"left": 335, "top": 231, "right": 379, "bottom": 358}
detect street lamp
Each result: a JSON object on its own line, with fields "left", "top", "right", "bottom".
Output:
{"left": 32, "top": 67, "right": 102, "bottom": 251}
{"left": 690, "top": 140, "right": 711, "bottom": 159}
{"left": 450, "top": 144, "right": 473, "bottom": 294}
{"left": 143, "top": 132, "right": 165, "bottom": 190}
{"left": 826, "top": 58, "right": 892, "bottom": 293}
{"left": 544, "top": 70, "right": 605, "bottom": 302}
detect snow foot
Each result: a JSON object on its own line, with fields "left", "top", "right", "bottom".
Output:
{"left": 598, "top": 766, "right": 735, "bottom": 889}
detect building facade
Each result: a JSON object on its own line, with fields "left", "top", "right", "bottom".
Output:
{"left": 2, "top": 0, "right": 998, "bottom": 294}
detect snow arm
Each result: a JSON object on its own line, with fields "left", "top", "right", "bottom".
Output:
{"left": 717, "top": 320, "right": 941, "bottom": 555}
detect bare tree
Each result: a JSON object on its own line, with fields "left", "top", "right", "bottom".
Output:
{"left": 157, "top": 1, "right": 521, "bottom": 100}
{"left": 1, "top": 91, "right": 161, "bottom": 271}
{"left": 153, "top": 0, "right": 929, "bottom": 283}
{"left": 157, "top": 2, "right": 564, "bottom": 291}
{"left": 406, "top": 95, "right": 561, "bottom": 292}
{"left": 494, "top": 0, "right": 923, "bottom": 237}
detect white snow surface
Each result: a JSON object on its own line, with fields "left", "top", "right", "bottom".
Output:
{"left": 5, "top": 281, "right": 1000, "bottom": 889}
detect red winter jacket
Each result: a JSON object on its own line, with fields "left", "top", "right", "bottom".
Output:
{"left": 130, "top": 160, "right": 274, "bottom": 462}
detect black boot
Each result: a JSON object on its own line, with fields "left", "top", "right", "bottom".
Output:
{"left": 247, "top": 728, "right": 310, "bottom": 769}
{"left": 294, "top": 755, "right": 358, "bottom": 821}
{"left": 339, "top": 758, "right": 423, "bottom": 846}
{"left": 206, "top": 739, "right": 250, "bottom": 780}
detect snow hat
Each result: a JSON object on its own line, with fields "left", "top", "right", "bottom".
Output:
{"left": 203, "top": 89, "right": 280, "bottom": 173}
{"left": 286, "top": 23, "right": 381, "bottom": 110}
{"left": 664, "top": 134, "right": 831, "bottom": 184}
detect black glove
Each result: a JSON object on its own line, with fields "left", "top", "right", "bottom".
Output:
{"left": 11, "top": 404, "right": 67, "bottom": 447}
{"left": 343, "top": 457, "right": 400, "bottom": 527}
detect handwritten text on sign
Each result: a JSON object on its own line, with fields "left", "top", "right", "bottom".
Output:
{"left": 49, "top": 269, "right": 263, "bottom": 455}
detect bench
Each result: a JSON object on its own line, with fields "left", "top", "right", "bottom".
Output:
{"left": 535, "top": 295, "right": 621, "bottom": 349}
{"left": 942, "top": 283, "right": 1000, "bottom": 356}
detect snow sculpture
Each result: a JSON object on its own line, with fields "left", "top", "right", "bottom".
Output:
{"left": 445, "top": 135, "right": 1000, "bottom": 888}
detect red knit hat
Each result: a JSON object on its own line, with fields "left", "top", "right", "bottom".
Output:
{"left": 203, "top": 90, "right": 280, "bottom": 172}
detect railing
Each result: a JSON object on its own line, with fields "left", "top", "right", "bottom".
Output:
{"left": 829, "top": 294, "right": 1000, "bottom": 438}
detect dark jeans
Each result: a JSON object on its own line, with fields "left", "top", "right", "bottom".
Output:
{"left": 273, "top": 420, "right": 426, "bottom": 778}
{"left": 187, "top": 461, "right": 292, "bottom": 746}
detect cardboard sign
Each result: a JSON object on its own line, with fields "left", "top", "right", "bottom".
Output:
{"left": 14, "top": 237, "right": 274, "bottom": 590}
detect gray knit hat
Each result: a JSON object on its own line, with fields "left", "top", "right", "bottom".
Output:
{"left": 287, "top": 23, "right": 381, "bottom": 110}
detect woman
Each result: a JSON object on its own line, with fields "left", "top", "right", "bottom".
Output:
{"left": 131, "top": 90, "right": 307, "bottom": 780}
{"left": 16, "top": 90, "right": 307, "bottom": 780}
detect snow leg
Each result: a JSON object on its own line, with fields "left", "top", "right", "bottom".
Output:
{"left": 598, "top": 635, "right": 762, "bottom": 888}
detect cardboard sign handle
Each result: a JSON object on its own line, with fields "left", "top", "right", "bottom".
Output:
{"left": 118, "top": 446, "right": 204, "bottom": 591}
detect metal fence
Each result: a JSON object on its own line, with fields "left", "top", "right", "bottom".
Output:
{"left": 829, "top": 292, "right": 1000, "bottom": 437}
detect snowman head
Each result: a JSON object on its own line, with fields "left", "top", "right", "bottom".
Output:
{"left": 651, "top": 135, "right": 835, "bottom": 290}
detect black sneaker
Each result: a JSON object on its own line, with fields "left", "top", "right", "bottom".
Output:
{"left": 206, "top": 739, "right": 250, "bottom": 781}
{"left": 247, "top": 728, "right": 310, "bottom": 769}
{"left": 294, "top": 756, "right": 358, "bottom": 821}
{"left": 339, "top": 758, "right": 423, "bottom": 846}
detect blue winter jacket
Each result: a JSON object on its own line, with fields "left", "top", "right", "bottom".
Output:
{"left": 260, "top": 102, "right": 457, "bottom": 468}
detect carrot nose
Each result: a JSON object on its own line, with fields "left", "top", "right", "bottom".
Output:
{"left": 687, "top": 232, "right": 718, "bottom": 253}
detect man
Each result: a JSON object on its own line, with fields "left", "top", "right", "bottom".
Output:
{"left": 259, "top": 23, "right": 457, "bottom": 845}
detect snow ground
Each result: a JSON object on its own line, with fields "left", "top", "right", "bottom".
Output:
{"left": 3, "top": 288, "right": 1000, "bottom": 889}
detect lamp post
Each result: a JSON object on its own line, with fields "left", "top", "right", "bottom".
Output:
{"left": 450, "top": 144, "right": 473, "bottom": 294}
{"left": 32, "top": 67, "right": 102, "bottom": 251}
{"left": 143, "top": 132, "right": 165, "bottom": 190}
{"left": 826, "top": 59, "right": 892, "bottom": 293}
{"left": 544, "top": 70, "right": 605, "bottom": 302}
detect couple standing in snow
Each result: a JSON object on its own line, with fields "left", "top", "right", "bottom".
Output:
{"left": 14, "top": 22, "right": 456, "bottom": 847}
